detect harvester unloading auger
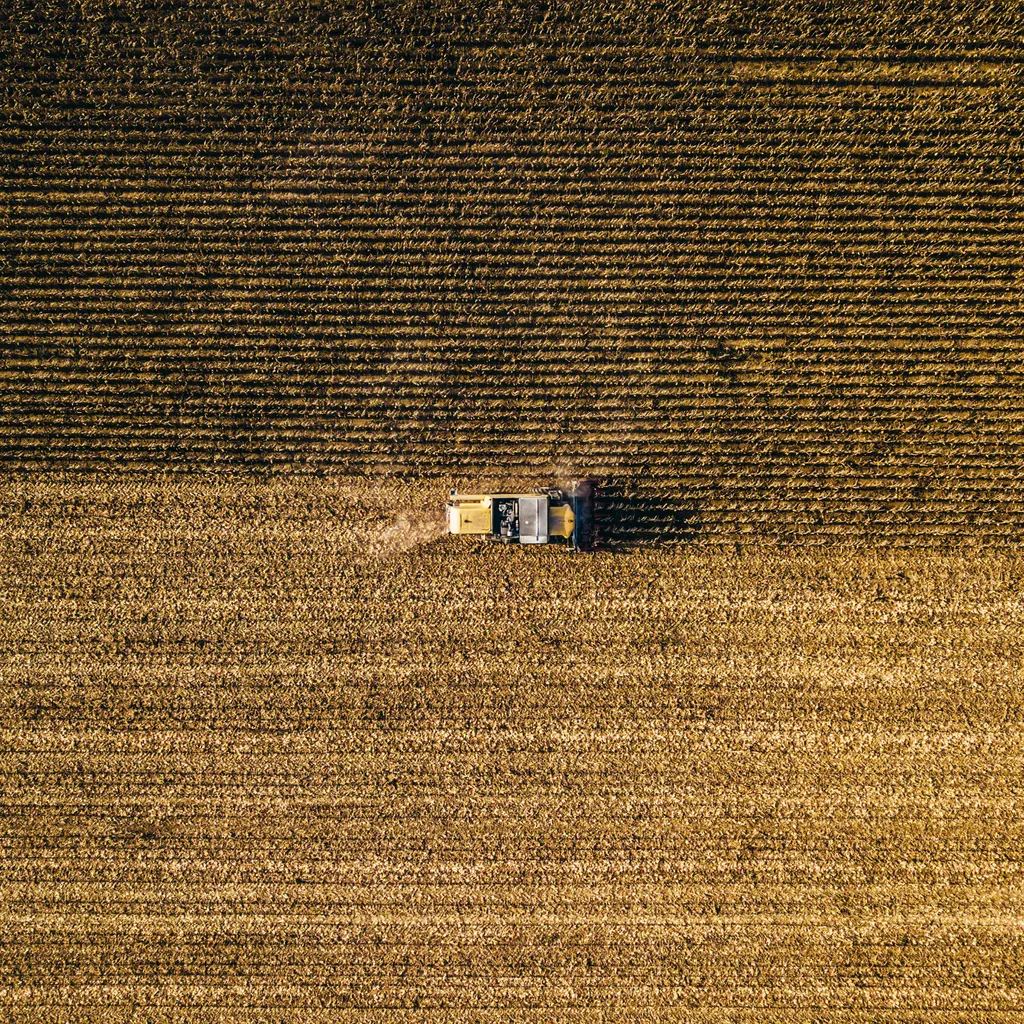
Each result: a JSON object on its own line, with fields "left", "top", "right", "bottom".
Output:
{"left": 446, "top": 480, "right": 596, "bottom": 551}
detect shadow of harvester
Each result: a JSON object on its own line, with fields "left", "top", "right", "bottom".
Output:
{"left": 593, "top": 480, "right": 701, "bottom": 549}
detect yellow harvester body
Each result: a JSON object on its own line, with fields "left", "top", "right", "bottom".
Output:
{"left": 446, "top": 482, "right": 595, "bottom": 551}
{"left": 448, "top": 494, "right": 574, "bottom": 539}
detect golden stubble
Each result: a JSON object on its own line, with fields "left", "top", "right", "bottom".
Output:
{"left": 2, "top": 476, "right": 1023, "bottom": 1016}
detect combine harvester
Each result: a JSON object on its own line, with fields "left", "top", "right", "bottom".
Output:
{"left": 446, "top": 481, "right": 595, "bottom": 551}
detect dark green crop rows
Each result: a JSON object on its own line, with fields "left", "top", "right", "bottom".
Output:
{"left": 3, "top": 1, "right": 1024, "bottom": 543}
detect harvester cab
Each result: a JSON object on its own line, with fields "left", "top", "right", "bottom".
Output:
{"left": 446, "top": 481, "right": 595, "bottom": 551}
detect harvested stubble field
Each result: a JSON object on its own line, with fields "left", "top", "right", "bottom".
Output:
{"left": 4, "top": 0, "right": 1024, "bottom": 1019}
{"left": 3, "top": 477, "right": 1024, "bottom": 1020}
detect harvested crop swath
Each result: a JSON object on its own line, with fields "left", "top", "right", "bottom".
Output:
{"left": 2, "top": 477, "right": 1024, "bottom": 1015}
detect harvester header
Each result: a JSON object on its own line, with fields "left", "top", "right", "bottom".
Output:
{"left": 446, "top": 481, "right": 595, "bottom": 551}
